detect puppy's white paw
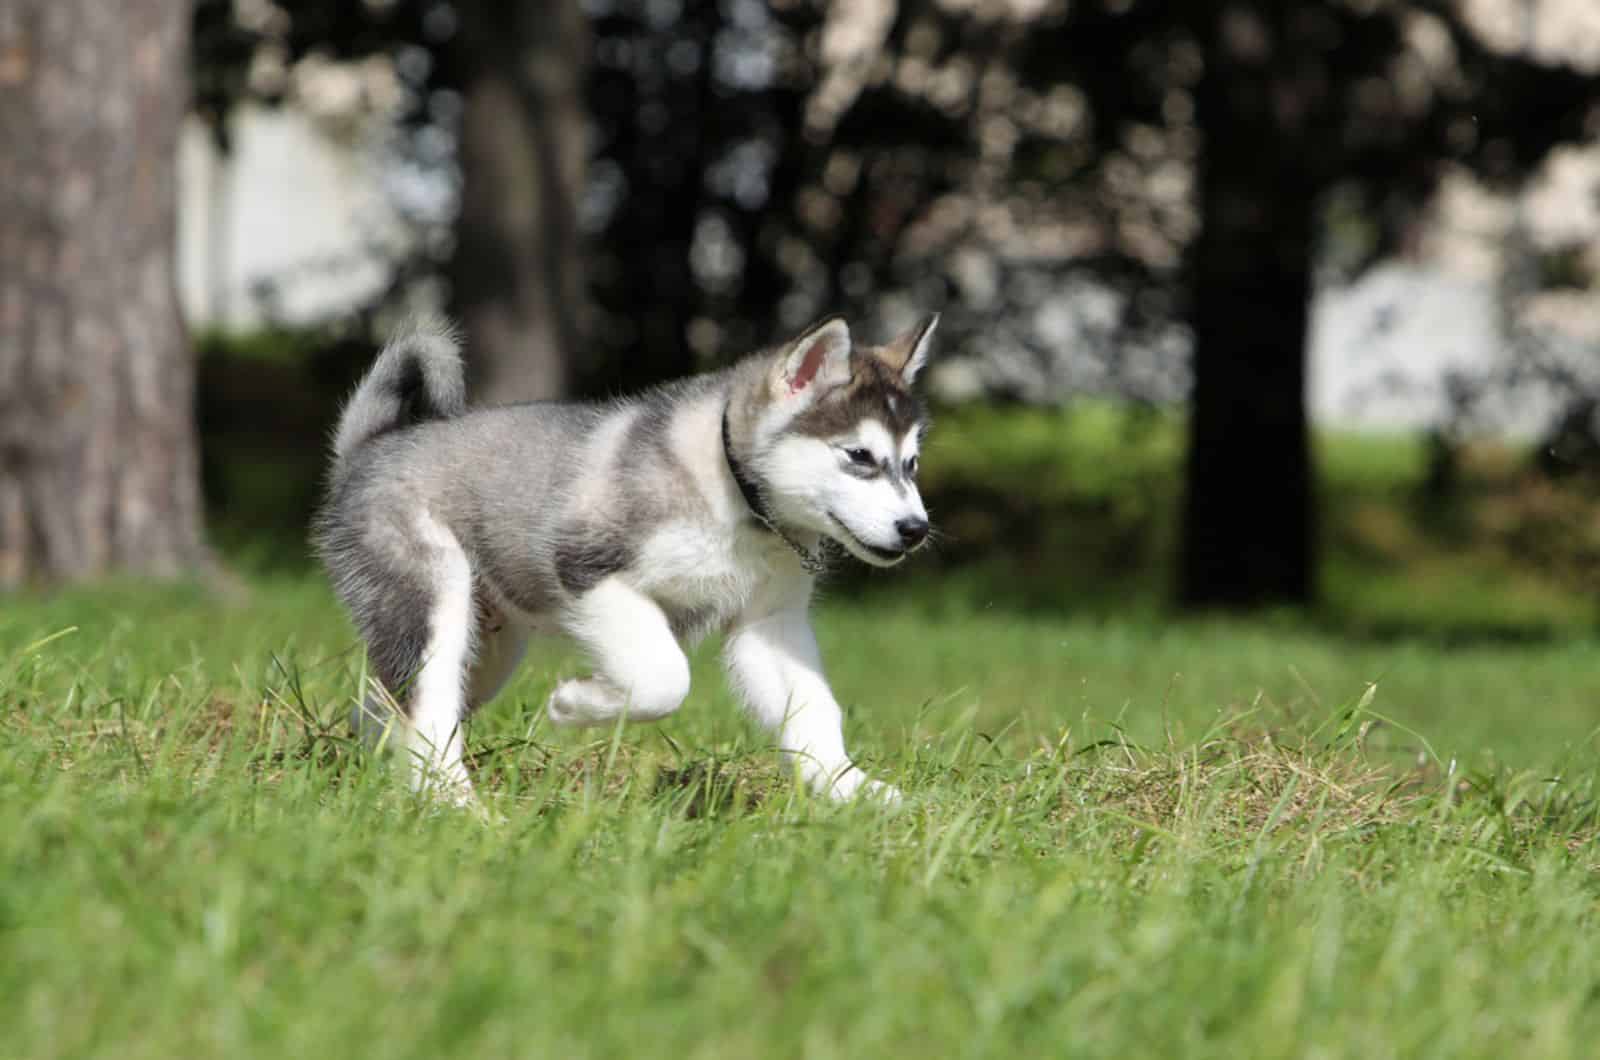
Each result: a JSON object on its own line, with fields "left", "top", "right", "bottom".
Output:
{"left": 412, "top": 773, "right": 482, "bottom": 815}
{"left": 546, "top": 680, "right": 581, "bottom": 727}
{"left": 860, "top": 778, "right": 904, "bottom": 806}
{"left": 546, "top": 678, "right": 602, "bottom": 727}
{"left": 820, "top": 765, "right": 902, "bottom": 805}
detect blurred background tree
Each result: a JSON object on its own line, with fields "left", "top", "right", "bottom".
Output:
{"left": 0, "top": 0, "right": 208, "bottom": 586}
{"left": 16, "top": 0, "right": 1593, "bottom": 614}
{"left": 1171, "top": 1, "right": 1597, "bottom": 607}
{"left": 451, "top": 0, "right": 587, "bottom": 402}
{"left": 1004, "top": 0, "right": 1599, "bottom": 607}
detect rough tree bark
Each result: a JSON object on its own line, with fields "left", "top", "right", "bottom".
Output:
{"left": 1179, "top": 5, "right": 1319, "bottom": 608}
{"left": 451, "top": 0, "right": 586, "bottom": 404}
{"left": 0, "top": 0, "right": 207, "bottom": 586}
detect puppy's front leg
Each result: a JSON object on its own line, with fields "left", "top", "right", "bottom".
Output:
{"left": 723, "top": 606, "right": 900, "bottom": 803}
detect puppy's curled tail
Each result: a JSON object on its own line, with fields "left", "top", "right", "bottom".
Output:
{"left": 330, "top": 316, "right": 465, "bottom": 472}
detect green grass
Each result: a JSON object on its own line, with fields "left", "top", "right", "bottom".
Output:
{"left": 6, "top": 576, "right": 1600, "bottom": 1058}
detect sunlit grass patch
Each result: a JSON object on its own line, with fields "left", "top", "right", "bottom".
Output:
{"left": 5, "top": 578, "right": 1600, "bottom": 1057}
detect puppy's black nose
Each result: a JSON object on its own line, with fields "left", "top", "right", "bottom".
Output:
{"left": 895, "top": 517, "right": 929, "bottom": 549}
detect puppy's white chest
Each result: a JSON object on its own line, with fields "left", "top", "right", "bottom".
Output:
{"left": 632, "top": 521, "right": 770, "bottom": 623}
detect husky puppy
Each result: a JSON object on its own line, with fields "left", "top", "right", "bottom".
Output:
{"left": 313, "top": 314, "right": 937, "bottom": 806}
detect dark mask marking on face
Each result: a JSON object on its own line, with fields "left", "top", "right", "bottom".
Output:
{"left": 788, "top": 354, "right": 926, "bottom": 442}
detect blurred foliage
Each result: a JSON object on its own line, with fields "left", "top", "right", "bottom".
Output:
{"left": 190, "top": 0, "right": 1599, "bottom": 395}
{"left": 899, "top": 402, "right": 1600, "bottom": 636}
{"left": 189, "top": 1, "right": 1600, "bottom": 610}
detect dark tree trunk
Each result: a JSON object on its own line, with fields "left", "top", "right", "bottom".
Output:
{"left": 450, "top": 0, "right": 586, "bottom": 404}
{"left": 0, "top": 0, "right": 207, "bottom": 587}
{"left": 1179, "top": 5, "right": 1318, "bottom": 608}
{"left": 584, "top": 1, "right": 721, "bottom": 393}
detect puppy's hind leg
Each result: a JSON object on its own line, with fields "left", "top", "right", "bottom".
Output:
{"left": 399, "top": 522, "right": 478, "bottom": 805}
{"left": 350, "top": 515, "right": 478, "bottom": 807}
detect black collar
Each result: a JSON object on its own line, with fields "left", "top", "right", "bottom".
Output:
{"left": 722, "top": 405, "right": 831, "bottom": 574}
{"left": 722, "top": 406, "right": 775, "bottom": 533}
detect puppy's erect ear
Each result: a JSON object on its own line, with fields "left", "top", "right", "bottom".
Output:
{"left": 877, "top": 314, "right": 939, "bottom": 385}
{"left": 779, "top": 316, "right": 853, "bottom": 396}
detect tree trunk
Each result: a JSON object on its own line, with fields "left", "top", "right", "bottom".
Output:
{"left": 450, "top": 0, "right": 586, "bottom": 404}
{"left": 1178, "top": 6, "right": 1318, "bottom": 609}
{"left": 0, "top": 0, "right": 207, "bottom": 587}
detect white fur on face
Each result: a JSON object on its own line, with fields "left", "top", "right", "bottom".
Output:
{"left": 761, "top": 417, "right": 928, "bottom": 567}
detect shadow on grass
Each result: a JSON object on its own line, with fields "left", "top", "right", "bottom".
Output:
{"left": 651, "top": 759, "right": 779, "bottom": 818}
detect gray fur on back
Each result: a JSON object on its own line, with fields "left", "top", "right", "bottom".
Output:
{"left": 313, "top": 329, "right": 769, "bottom": 684}
{"left": 323, "top": 372, "right": 727, "bottom": 608}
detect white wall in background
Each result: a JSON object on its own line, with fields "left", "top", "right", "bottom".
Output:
{"left": 176, "top": 105, "right": 405, "bottom": 330}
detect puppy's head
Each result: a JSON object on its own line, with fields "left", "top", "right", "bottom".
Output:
{"left": 751, "top": 316, "right": 938, "bottom": 567}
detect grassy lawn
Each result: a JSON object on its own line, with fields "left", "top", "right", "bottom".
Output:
{"left": 8, "top": 397, "right": 1600, "bottom": 1057}
{"left": 5, "top": 570, "right": 1600, "bottom": 1058}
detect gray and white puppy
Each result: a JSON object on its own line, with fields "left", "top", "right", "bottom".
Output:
{"left": 313, "top": 314, "right": 937, "bottom": 806}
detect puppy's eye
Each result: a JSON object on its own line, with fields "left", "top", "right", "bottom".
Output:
{"left": 904, "top": 455, "right": 919, "bottom": 477}
{"left": 845, "top": 448, "right": 876, "bottom": 467}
